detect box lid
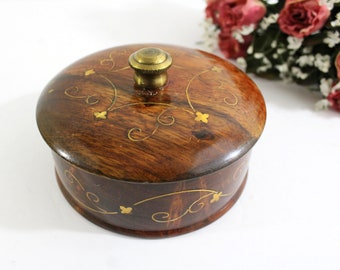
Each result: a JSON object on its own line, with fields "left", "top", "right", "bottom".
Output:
{"left": 36, "top": 44, "right": 266, "bottom": 183}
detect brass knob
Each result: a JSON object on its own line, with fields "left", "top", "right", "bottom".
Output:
{"left": 128, "top": 47, "right": 172, "bottom": 91}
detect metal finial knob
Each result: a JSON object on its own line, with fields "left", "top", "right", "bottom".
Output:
{"left": 128, "top": 47, "right": 172, "bottom": 90}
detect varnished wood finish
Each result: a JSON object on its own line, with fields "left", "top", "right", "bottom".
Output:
{"left": 53, "top": 151, "right": 250, "bottom": 237}
{"left": 56, "top": 166, "right": 248, "bottom": 238}
{"left": 36, "top": 44, "right": 266, "bottom": 237}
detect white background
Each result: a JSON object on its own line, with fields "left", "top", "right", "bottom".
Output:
{"left": 0, "top": 0, "right": 339, "bottom": 269}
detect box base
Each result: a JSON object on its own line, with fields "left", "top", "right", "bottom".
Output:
{"left": 56, "top": 170, "right": 247, "bottom": 238}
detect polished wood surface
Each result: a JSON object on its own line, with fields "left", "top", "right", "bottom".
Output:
{"left": 53, "top": 150, "right": 250, "bottom": 237}
{"left": 36, "top": 44, "right": 266, "bottom": 183}
{"left": 36, "top": 44, "right": 266, "bottom": 237}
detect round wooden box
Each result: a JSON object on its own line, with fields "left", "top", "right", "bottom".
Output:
{"left": 36, "top": 44, "right": 266, "bottom": 237}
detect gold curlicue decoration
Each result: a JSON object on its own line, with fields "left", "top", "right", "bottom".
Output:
{"left": 64, "top": 169, "right": 233, "bottom": 223}
{"left": 60, "top": 50, "right": 239, "bottom": 141}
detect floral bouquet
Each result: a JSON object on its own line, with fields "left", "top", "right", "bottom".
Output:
{"left": 202, "top": 0, "right": 340, "bottom": 112}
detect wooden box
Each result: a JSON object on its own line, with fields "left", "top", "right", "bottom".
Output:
{"left": 36, "top": 44, "right": 266, "bottom": 237}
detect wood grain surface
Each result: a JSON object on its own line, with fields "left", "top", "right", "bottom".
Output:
{"left": 36, "top": 44, "right": 266, "bottom": 236}
{"left": 36, "top": 44, "right": 266, "bottom": 183}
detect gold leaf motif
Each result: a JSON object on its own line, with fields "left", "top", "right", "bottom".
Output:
{"left": 94, "top": 111, "right": 107, "bottom": 120}
{"left": 210, "top": 192, "right": 222, "bottom": 203}
{"left": 120, "top": 206, "right": 132, "bottom": 214}
{"left": 85, "top": 69, "right": 96, "bottom": 76}
{"left": 48, "top": 89, "right": 55, "bottom": 94}
{"left": 195, "top": 111, "right": 209, "bottom": 123}
{"left": 211, "top": 66, "right": 222, "bottom": 73}
{"left": 65, "top": 169, "right": 234, "bottom": 222}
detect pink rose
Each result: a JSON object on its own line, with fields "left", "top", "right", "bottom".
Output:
{"left": 278, "top": 0, "right": 330, "bottom": 38}
{"left": 206, "top": 0, "right": 266, "bottom": 59}
{"left": 218, "top": 33, "right": 252, "bottom": 58}
{"left": 206, "top": 0, "right": 266, "bottom": 33}
{"left": 335, "top": 53, "right": 340, "bottom": 79}
{"left": 327, "top": 89, "right": 340, "bottom": 112}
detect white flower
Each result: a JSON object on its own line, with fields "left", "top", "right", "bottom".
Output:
{"left": 291, "top": 67, "right": 309, "bottom": 80}
{"left": 302, "top": 46, "right": 313, "bottom": 54}
{"left": 232, "top": 24, "right": 255, "bottom": 43}
{"left": 262, "top": 57, "right": 271, "bottom": 65}
{"left": 257, "top": 66, "right": 270, "bottom": 73}
{"left": 247, "top": 45, "right": 254, "bottom": 54}
{"left": 320, "top": 0, "right": 340, "bottom": 10}
{"left": 296, "top": 55, "right": 315, "bottom": 67}
{"left": 238, "top": 24, "right": 255, "bottom": 36}
{"left": 271, "top": 40, "right": 277, "bottom": 48}
{"left": 287, "top": 36, "right": 303, "bottom": 50}
{"left": 315, "top": 99, "right": 330, "bottom": 110}
{"left": 275, "top": 63, "right": 292, "bottom": 81}
{"left": 236, "top": 57, "right": 247, "bottom": 69}
{"left": 254, "top": 52, "right": 264, "bottom": 59}
{"left": 232, "top": 31, "right": 244, "bottom": 43}
{"left": 199, "top": 18, "right": 220, "bottom": 51}
{"left": 331, "top": 13, "right": 340, "bottom": 27}
{"left": 275, "top": 63, "right": 289, "bottom": 73}
{"left": 256, "top": 57, "right": 272, "bottom": 73}
{"left": 277, "top": 48, "right": 286, "bottom": 54}
{"left": 324, "top": 31, "right": 340, "bottom": 48}
{"left": 314, "top": 54, "right": 331, "bottom": 73}
{"left": 259, "top": 14, "right": 279, "bottom": 30}
{"left": 319, "top": 78, "right": 333, "bottom": 96}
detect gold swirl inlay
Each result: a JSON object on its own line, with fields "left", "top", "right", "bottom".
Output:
{"left": 56, "top": 50, "right": 239, "bottom": 141}
{"left": 64, "top": 168, "right": 233, "bottom": 223}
